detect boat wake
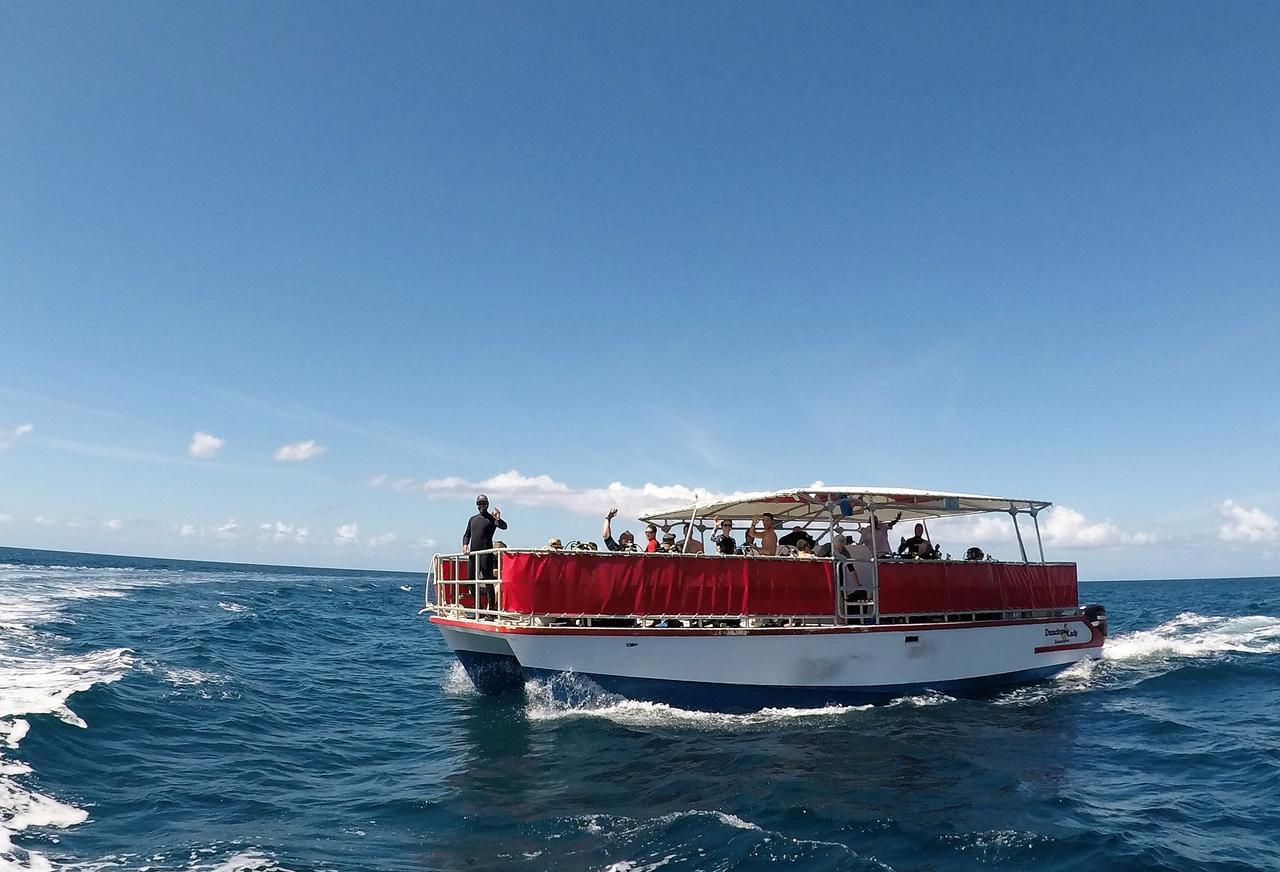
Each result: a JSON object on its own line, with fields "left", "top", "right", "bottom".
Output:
{"left": 522, "top": 672, "right": 874, "bottom": 729}
{"left": 1104, "top": 611, "right": 1280, "bottom": 661}
{"left": 0, "top": 565, "right": 154, "bottom": 871}
{"left": 995, "top": 611, "right": 1280, "bottom": 706}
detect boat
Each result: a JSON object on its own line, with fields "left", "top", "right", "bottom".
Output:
{"left": 423, "top": 487, "right": 1108, "bottom": 712}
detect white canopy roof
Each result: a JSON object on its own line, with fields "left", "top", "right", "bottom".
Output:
{"left": 639, "top": 486, "right": 1051, "bottom": 526}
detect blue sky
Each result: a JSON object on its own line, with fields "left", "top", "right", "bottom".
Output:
{"left": 2, "top": 2, "right": 1278, "bottom": 577}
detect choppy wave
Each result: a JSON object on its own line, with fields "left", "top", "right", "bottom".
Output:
{"left": 583, "top": 809, "right": 888, "bottom": 871}
{"left": 0, "top": 565, "right": 150, "bottom": 871}
{"left": 5, "top": 552, "right": 1279, "bottom": 872}
{"left": 64, "top": 847, "right": 294, "bottom": 872}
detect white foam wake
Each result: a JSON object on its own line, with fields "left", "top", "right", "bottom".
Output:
{"left": 1103, "top": 612, "right": 1280, "bottom": 661}
{"left": 996, "top": 611, "right": 1280, "bottom": 706}
{"left": 522, "top": 672, "right": 873, "bottom": 729}
{"left": 0, "top": 564, "right": 155, "bottom": 871}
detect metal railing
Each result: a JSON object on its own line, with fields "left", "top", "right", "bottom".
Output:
{"left": 428, "top": 549, "right": 508, "bottom": 622}
{"left": 423, "top": 548, "right": 1073, "bottom": 629}
{"left": 426, "top": 547, "right": 876, "bottom": 628}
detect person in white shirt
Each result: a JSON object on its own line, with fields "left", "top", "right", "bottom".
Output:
{"left": 857, "top": 511, "right": 902, "bottom": 557}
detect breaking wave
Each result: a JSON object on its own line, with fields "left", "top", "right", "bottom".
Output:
{"left": 996, "top": 611, "right": 1280, "bottom": 706}
{"left": 0, "top": 565, "right": 150, "bottom": 871}
{"left": 1103, "top": 611, "right": 1280, "bottom": 661}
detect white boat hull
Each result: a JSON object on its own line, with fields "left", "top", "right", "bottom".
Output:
{"left": 433, "top": 616, "right": 1103, "bottom": 711}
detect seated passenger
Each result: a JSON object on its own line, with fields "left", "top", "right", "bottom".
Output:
{"left": 643, "top": 524, "right": 661, "bottom": 553}
{"left": 546, "top": 537, "right": 563, "bottom": 550}
{"left": 680, "top": 522, "right": 704, "bottom": 554}
{"left": 602, "top": 508, "right": 639, "bottom": 552}
{"left": 897, "top": 524, "right": 932, "bottom": 558}
{"left": 816, "top": 533, "right": 851, "bottom": 559}
{"left": 660, "top": 532, "right": 679, "bottom": 552}
{"left": 794, "top": 538, "right": 820, "bottom": 558}
{"left": 846, "top": 535, "right": 873, "bottom": 561}
{"left": 965, "top": 546, "right": 985, "bottom": 561}
{"left": 711, "top": 517, "right": 737, "bottom": 555}
{"left": 778, "top": 527, "right": 813, "bottom": 549}
{"left": 747, "top": 513, "right": 778, "bottom": 556}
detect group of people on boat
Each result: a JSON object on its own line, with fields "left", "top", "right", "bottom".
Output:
{"left": 463, "top": 493, "right": 949, "bottom": 569}
{"left": 462, "top": 493, "right": 979, "bottom": 581}
{"left": 592, "top": 507, "right": 944, "bottom": 560}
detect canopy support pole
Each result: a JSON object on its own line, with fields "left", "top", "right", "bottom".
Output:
{"left": 682, "top": 495, "right": 699, "bottom": 552}
{"left": 1031, "top": 508, "right": 1045, "bottom": 563}
{"left": 867, "top": 498, "right": 880, "bottom": 625}
{"left": 1011, "top": 507, "right": 1028, "bottom": 564}
{"left": 826, "top": 504, "right": 841, "bottom": 624}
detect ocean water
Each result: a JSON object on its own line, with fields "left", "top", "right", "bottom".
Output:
{"left": 1, "top": 547, "right": 1277, "bottom": 872}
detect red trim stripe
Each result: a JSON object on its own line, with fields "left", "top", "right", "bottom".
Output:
{"left": 431, "top": 614, "right": 1093, "bottom": 638}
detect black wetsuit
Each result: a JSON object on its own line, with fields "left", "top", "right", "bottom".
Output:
{"left": 899, "top": 535, "right": 930, "bottom": 558}
{"left": 715, "top": 534, "right": 737, "bottom": 555}
{"left": 463, "top": 511, "right": 508, "bottom": 579}
{"left": 778, "top": 530, "right": 813, "bottom": 549}
{"left": 604, "top": 534, "right": 637, "bottom": 552}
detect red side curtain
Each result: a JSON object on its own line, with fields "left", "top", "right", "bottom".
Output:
{"left": 877, "top": 562, "right": 1077, "bottom": 614}
{"left": 500, "top": 553, "right": 834, "bottom": 615}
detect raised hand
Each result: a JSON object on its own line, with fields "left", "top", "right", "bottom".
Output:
{"left": 606, "top": 508, "right": 618, "bottom": 520}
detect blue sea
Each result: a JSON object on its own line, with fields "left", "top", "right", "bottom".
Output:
{"left": 1, "top": 547, "right": 1277, "bottom": 872}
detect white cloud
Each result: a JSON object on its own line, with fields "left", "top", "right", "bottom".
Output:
{"left": 1218, "top": 500, "right": 1278, "bottom": 543}
{"left": 0, "top": 513, "right": 11, "bottom": 523}
{"left": 187, "top": 432, "right": 225, "bottom": 459}
{"left": 273, "top": 440, "right": 326, "bottom": 462}
{"left": 380, "top": 468, "right": 753, "bottom": 520}
{"left": 259, "top": 521, "right": 313, "bottom": 544}
{"left": 928, "top": 505, "right": 1156, "bottom": 552}
{"left": 0, "top": 423, "right": 34, "bottom": 450}
{"left": 368, "top": 474, "right": 388, "bottom": 487}
{"left": 102, "top": 519, "right": 124, "bottom": 531}
{"left": 175, "top": 519, "right": 239, "bottom": 539}
{"left": 367, "top": 532, "right": 398, "bottom": 548}
{"left": 334, "top": 523, "right": 360, "bottom": 546}
{"left": 32, "top": 515, "right": 52, "bottom": 525}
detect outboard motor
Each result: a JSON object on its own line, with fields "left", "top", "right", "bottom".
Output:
{"left": 1082, "top": 604, "right": 1108, "bottom": 639}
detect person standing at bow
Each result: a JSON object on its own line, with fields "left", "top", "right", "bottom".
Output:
{"left": 463, "top": 493, "right": 508, "bottom": 582}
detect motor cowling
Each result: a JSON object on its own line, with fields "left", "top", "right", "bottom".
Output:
{"left": 1082, "top": 604, "right": 1108, "bottom": 638}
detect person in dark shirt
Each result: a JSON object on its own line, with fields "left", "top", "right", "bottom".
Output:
{"left": 601, "top": 508, "right": 639, "bottom": 552}
{"left": 897, "top": 523, "right": 932, "bottom": 558}
{"left": 778, "top": 527, "right": 815, "bottom": 550}
{"left": 463, "top": 493, "right": 508, "bottom": 580}
{"left": 711, "top": 518, "right": 737, "bottom": 555}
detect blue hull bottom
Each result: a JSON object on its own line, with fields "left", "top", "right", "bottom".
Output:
{"left": 454, "top": 650, "right": 1076, "bottom": 713}
{"left": 455, "top": 649, "right": 526, "bottom": 694}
